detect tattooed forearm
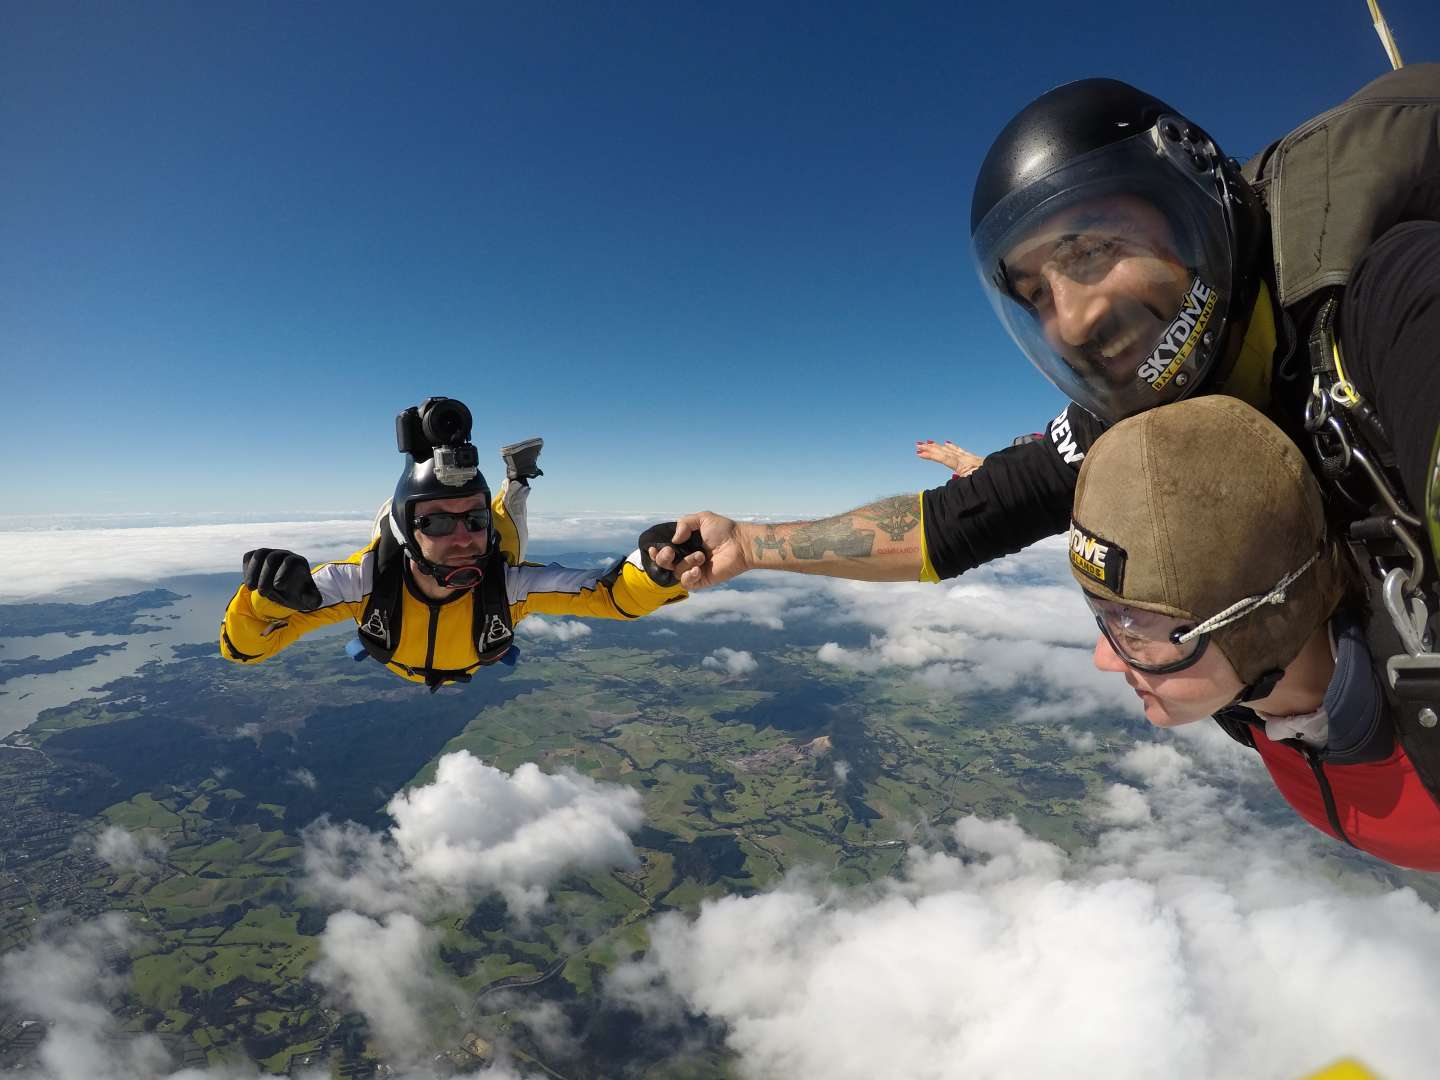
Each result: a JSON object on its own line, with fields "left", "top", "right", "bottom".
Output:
{"left": 739, "top": 495, "right": 923, "bottom": 580}
{"left": 753, "top": 526, "right": 789, "bottom": 562}
{"left": 787, "top": 516, "right": 875, "bottom": 560}
{"left": 858, "top": 494, "right": 922, "bottom": 542}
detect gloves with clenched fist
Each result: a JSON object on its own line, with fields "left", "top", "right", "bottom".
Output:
{"left": 241, "top": 548, "right": 324, "bottom": 612}
{"left": 637, "top": 522, "right": 706, "bottom": 588}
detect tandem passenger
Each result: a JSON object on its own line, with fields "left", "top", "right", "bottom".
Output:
{"left": 1068, "top": 396, "right": 1440, "bottom": 871}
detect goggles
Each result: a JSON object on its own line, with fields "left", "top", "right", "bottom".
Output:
{"left": 414, "top": 508, "right": 492, "bottom": 537}
{"left": 1086, "top": 594, "right": 1207, "bottom": 673}
{"left": 1086, "top": 549, "right": 1321, "bottom": 673}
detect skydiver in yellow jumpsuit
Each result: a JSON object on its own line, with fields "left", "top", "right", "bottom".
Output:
{"left": 220, "top": 397, "right": 699, "bottom": 690}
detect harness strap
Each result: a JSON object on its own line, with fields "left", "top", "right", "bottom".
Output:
{"left": 353, "top": 540, "right": 517, "bottom": 686}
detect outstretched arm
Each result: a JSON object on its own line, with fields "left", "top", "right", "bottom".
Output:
{"left": 653, "top": 494, "right": 926, "bottom": 589}
{"left": 916, "top": 439, "right": 984, "bottom": 476}
{"left": 220, "top": 548, "right": 362, "bottom": 663}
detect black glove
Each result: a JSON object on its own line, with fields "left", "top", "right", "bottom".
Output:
{"left": 638, "top": 522, "right": 705, "bottom": 588}
{"left": 242, "top": 548, "right": 324, "bottom": 612}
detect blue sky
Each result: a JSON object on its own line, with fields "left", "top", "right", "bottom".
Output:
{"left": 3, "top": 0, "right": 1436, "bottom": 520}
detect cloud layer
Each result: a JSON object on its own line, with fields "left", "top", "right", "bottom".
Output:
{"left": 0, "top": 512, "right": 695, "bottom": 601}
{"left": 657, "top": 537, "right": 1134, "bottom": 722}
{"left": 612, "top": 735, "right": 1440, "bottom": 1080}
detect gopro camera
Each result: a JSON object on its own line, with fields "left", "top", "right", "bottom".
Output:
{"left": 396, "top": 397, "right": 480, "bottom": 487}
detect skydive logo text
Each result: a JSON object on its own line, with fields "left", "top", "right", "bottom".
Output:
{"left": 1136, "top": 277, "right": 1217, "bottom": 390}
{"left": 1068, "top": 521, "right": 1126, "bottom": 592}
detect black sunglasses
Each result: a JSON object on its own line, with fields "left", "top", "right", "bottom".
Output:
{"left": 414, "top": 509, "right": 491, "bottom": 537}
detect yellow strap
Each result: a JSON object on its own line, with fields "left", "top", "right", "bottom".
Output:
{"left": 1330, "top": 339, "right": 1361, "bottom": 407}
{"left": 1300, "top": 1058, "right": 1383, "bottom": 1080}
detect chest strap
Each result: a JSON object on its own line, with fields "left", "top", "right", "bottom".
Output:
{"left": 354, "top": 537, "right": 516, "bottom": 689}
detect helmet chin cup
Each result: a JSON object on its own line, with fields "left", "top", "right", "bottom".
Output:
{"left": 408, "top": 548, "right": 485, "bottom": 590}
{"left": 436, "top": 564, "right": 483, "bottom": 589}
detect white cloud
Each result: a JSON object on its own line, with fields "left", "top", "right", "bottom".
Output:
{"left": 0, "top": 913, "right": 262, "bottom": 1080}
{"left": 1118, "top": 743, "right": 1191, "bottom": 788}
{"left": 302, "top": 750, "right": 644, "bottom": 920}
{"left": 832, "top": 760, "right": 850, "bottom": 784}
{"left": 611, "top": 742, "right": 1440, "bottom": 1080}
{"left": 701, "top": 647, "right": 757, "bottom": 676}
{"left": 1059, "top": 725, "right": 1098, "bottom": 752}
{"left": 515, "top": 617, "right": 592, "bottom": 643}
{"left": 91, "top": 825, "right": 166, "bottom": 875}
{"left": 289, "top": 767, "right": 319, "bottom": 790}
{"left": 652, "top": 579, "right": 822, "bottom": 631}
{"left": 310, "top": 911, "right": 462, "bottom": 1063}
{"left": 480, "top": 997, "right": 578, "bottom": 1062}
{"left": 1097, "top": 783, "right": 1153, "bottom": 826}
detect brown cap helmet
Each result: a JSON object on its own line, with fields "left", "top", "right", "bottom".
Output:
{"left": 1069, "top": 396, "right": 1345, "bottom": 688}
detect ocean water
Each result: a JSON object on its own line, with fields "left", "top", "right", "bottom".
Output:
{"left": 1, "top": 573, "right": 252, "bottom": 738}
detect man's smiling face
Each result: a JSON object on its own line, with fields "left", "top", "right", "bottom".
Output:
{"left": 1001, "top": 194, "right": 1191, "bottom": 389}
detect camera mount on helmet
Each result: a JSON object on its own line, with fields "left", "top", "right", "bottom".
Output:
{"left": 396, "top": 397, "right": 481, "bottom": 487}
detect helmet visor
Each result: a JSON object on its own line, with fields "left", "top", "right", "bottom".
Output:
{"left": 973, "top": 127, "right": 1234, "bottom": 423}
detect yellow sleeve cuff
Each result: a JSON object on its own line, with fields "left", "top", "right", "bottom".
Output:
{"left": 917, "top": 495, "right": 940, "bottom": 583}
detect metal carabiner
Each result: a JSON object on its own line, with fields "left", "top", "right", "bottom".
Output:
{"left": 1322, "top": 414, "right": 1354, "bottom": 469}
{"left": 1342, "top": 434, "right": 1424, "bottom": 529}
{"left": 1382, "top": 566, "right": 1430, "bottom": 656}
{"left": 1304, "top": 377, "right": 1332, "bottom": 433}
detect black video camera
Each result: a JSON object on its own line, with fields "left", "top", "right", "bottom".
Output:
{"left": 395, "top": 397, "right": 480, "bottom": 487}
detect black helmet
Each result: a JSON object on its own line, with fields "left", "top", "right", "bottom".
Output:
{"left": 383, "top": 397, "right": 494, "bottom": 589}
{"left": 970, "top": 79, "right": 1264, "bottom": 423}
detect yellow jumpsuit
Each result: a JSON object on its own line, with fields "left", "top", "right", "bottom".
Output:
{"left": 220, "top": 532, "right": 685, "bottom": 686}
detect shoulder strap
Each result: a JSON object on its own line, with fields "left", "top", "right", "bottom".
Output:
{"left": 468, "top": 552, "right": 516, "bottom": 666}
{"left": 355, "top": 532, "right": 404, "bottom": 664}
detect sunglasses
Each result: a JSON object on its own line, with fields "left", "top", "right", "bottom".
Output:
{"left": 414, "top": 509, "right": 492, "bottom": 537}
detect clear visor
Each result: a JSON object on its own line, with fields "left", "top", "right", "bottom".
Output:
{"left": 972, "top": 126, "right": 1234, "bottom": 423}
{"left": 1085, "top": 594, "right": 1206, "bottom": 672}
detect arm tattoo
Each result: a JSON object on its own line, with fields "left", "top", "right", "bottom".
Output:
{"left": 787, "top": 516, "right": 875, "bottom": 560}
{"left": 753, "top": 526, "right": 789, "bottom": 562}
{"left": 751, "top": 495, "right": 919, "bottom": 564}
{"left": 857, "top": 495, "right": 921, "bottom": 542}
